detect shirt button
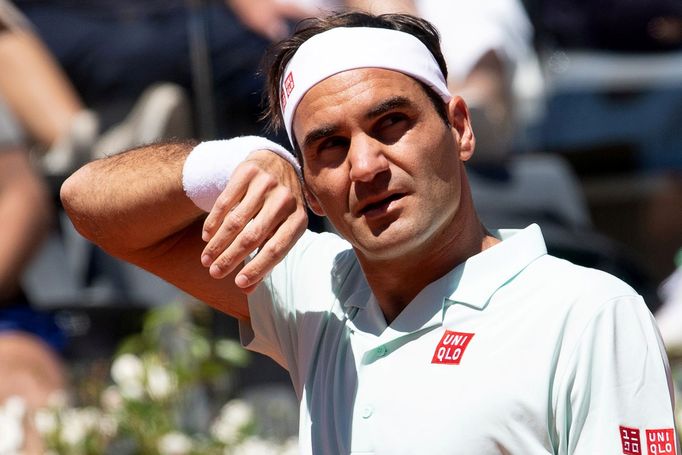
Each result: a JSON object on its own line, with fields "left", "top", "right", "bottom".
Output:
{"left": 362, "top": 405, "right": 373, "bottom": 419}
{"left": 376, "top": 346, "right": 387, "bottom": 357}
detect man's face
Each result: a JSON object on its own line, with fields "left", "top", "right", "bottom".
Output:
{"left": 292, "top": 68, "right": 475, "bottom": 262}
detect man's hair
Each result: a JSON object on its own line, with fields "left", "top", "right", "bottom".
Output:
{"left": 261, "top": 11, "right": 450, "bottom": 140}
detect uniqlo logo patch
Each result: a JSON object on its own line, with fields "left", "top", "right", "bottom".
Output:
{"left": 619, "top": 426, "right": 641, "bottom": 455}
{"left": 284, "top": 72, "right": 295, "bottom": 96}
{"left": 431, "top": 330, "right": 474, "bottom": 365}
{"left": 646, "top": 428, "right": 676, "bottom": 455}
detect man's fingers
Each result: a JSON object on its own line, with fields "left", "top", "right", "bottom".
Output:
{"left": 201, "top": 172, "right": 272, "bottom": 268}
{"left": 208, "top": 186, "right": 303, "bottom": 282}
{"left": 236, "top": 205, "right": 307, "bottom": 289}
{"left": 202, "top": 163, "right": 256, "bottom": 242}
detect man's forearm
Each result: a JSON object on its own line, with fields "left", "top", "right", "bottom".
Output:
{"left": 61, "top": 137, "right": 307, "bottom": 301}
{"left": 61, "top": 140, "right": 203, "bottom": 260}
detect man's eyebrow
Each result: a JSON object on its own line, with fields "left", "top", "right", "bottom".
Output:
{"left": 300, "top": 96, "right": 413, "bottom": 150}
{"left": 364, "top": 96, "right": 413, "bottom": 120}
{"left": 302, "top": 124, "right": 339, "bottom": 150}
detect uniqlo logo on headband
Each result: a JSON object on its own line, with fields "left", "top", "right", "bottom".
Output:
{"left": 284, "top": 72, "right": 295, "bottom": 96}
{"left": 619, "top": 426, "right": 641, "bottom": 455}
{"left": 431, "top": 330, "right": 473, "bottom": 365}
{"left": 646, "top": 428, "right": 676, "bottom": 455}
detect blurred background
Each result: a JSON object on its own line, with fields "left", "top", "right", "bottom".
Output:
{"left": 0, "top": 0, "right": 680, "bottom": 453}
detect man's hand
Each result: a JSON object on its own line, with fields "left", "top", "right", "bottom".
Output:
{"left": 200, "top": 150, "right": 307, "bottom": 293}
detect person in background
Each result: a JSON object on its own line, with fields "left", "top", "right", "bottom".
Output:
{"left": 0, "top": 99, "right": 65, "bottom": 455}
{"left": 0, "top": 0, "right": 97, "bottom": 176}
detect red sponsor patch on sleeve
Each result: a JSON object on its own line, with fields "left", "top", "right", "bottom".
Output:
{"left": 619, "top": 426, "right": 642, "bottom": 455}
{"left": 431, "top": 330, "right": 474, "bottom": 365}
{"left": 646, "top": 428, "right": 676, "bottom": 455}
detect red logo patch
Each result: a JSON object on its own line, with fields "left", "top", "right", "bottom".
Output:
{"left": 281, "top": 90, "right": 287, "bottom": 109}
{"left": 619, "top": 426, "right": 642, "bottom": 455}
{"left": 284, "top": 72, "right": 295, "bottom": 96}
{"left": 431, "top": 331, "right": 474, "bottom": 365}
{"left": 646, "top": 428, "right": 676, "bottom": 455}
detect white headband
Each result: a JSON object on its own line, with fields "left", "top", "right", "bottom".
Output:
{"left": 280, "top": 27, "right": 452, "bottom": 146}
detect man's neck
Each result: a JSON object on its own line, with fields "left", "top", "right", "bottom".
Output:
{"left": 357, "top": 202, "right": 499, "bottom": 324}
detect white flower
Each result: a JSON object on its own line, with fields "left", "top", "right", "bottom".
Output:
{"left": 146, "top": 362, "right": 176, "bottom": 400}
{"left": 0, "top": 397, "right": 25, "bottom": 454}
{"left": 157, "top": 431, "right": 193, "bottom": 455}
{"left": 34, "top": 408, "right": 58, "bottom": 436}
{"left": 60, "top": 409, "right": 87, "bottom": 446}
{"left": 101, "top": 385, "right": 123, "bottom": 412}
{"left": 119, "top": 381, "right": 145, "bottom": 400}
{"left": 111, "top": 353, "right": 144, "bottom": 391}
{"left": 2, "top": 396, "right": 26, "bottom": 419}
{"left": 211, "top": 399, "right": 254, "bottom": 444}
{"left": 59, "top": 408, "right": 100, "bottom": 446}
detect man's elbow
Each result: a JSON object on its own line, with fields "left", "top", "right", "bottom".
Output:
{"left": 60, "top": 165, "right": 103, "bottom": 243}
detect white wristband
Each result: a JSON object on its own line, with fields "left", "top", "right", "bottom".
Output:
{"left": 182, "top": 136, "right": 301, "bottom": 212}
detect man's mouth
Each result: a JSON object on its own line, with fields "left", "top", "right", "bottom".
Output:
{"left": 358, "top": 193, "right": 405, "bottom": 216}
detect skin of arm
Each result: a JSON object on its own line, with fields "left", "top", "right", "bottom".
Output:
{"left": 60, "top": 141, "right": 307, "bottom": 320}
{"left": 0, "top": 28, "right": 83, "bottom": 146}
{"left": 0, "top": 148, "right": 52, "bottom": 300}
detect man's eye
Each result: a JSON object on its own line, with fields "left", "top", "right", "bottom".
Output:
{"left": 375, "top": 114, "right": 410, "bottom": 143}
{"left": 380, "top": 114, "right": 407, "bottom": 129}
{"left": 318, "top": 136, "right": 348, "bottom": 152}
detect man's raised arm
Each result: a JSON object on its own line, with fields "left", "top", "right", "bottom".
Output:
{"left": 60, "top": 140, "right": 307, "bottom": 319}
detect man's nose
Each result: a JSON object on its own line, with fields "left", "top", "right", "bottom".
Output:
{"left": 348, "top": 136, "right": 389, "bottom": 182}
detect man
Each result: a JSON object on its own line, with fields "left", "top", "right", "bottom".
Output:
{"left": 61, "top": 11, "right": 677, "bottom": 454}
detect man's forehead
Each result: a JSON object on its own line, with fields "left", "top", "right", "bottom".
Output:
{"left": 279, "top": 26, "right": 451, "bottom": 147}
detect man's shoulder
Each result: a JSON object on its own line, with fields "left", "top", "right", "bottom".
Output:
{"left": 531, "top": 254, "right": 638, "bottom": 300}
{"left": 519, "top": 254, "right": 645, "bottom": 326}
{"left": 267, "top": 229, "right": 361, "bottom": 298}
{"left": 287, "top": 229, "right": 354, "bottom": 267}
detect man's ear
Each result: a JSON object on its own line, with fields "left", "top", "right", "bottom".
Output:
{"left": 304, "top": 186, "right": 325, "bottom": 216}
{"left": 447, "top": 96, "right": 476, "bottom": 162}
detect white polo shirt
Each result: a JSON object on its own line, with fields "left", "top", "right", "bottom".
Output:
{"left": 241, "top": 224, "right": 677, "bottom": 454}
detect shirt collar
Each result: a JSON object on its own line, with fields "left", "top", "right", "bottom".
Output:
{"left": 444, "top": 223, "right": 547, "bottom": 310}
{"left": 343, "top": 223, "right": 548, "bottom": 314}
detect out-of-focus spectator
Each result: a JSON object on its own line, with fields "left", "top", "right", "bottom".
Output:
{"left": 281, "top": 0, "right": 537, "bottom": 165}
{"left": 415, "top": 0, "right": 536, "bottom": 166}
{"left": 0, "top": 0, "right": 97, "bottom": 176}
{"left": 0, "top": 97, "right": 65, "bottom": 454}
{"left": 12, "top": 0, "right": 313, "bottom": 140}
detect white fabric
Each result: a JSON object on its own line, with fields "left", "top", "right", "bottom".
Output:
{"left": 241, "top": 224, "right": 677, "bottom": 454}
{"left": 416, "top": 0, "right": 533, "bottom": 83}
{"left": 182, "top": 136, "right": 300, "bottom": 212}
{"left": 280, "top": 27, "right": 452, "bottom": 146}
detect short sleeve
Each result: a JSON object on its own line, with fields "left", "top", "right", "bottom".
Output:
{"left": 553, "top": 295, "right": 679, "bottom": 454}
{"left": 239, "top": 230, "right": 352, "bottom": 396}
